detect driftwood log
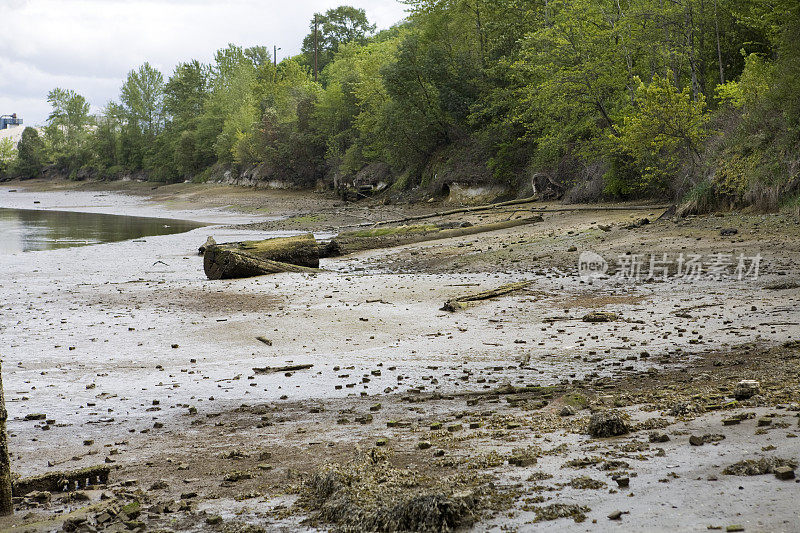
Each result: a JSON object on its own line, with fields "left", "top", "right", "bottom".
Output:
{"left": 204, "top": 247, "right": 319, "bottom": 280}
{"left": 323, "top": 216, "right": 543, "bottom": 257}
{"left": 441, "top": 281, "right": 533, "bottom": 312}
{"left": 203, "top": 233, "right": 321, "bottom": 279}
{"left": 252, "top": 364, "right": 314, "bottom": 374}
{"left": 210, "top": 234, "right": 319, "bottom": 267}
{"left": 343, "top": 195, "right": 670, "bottom": 230}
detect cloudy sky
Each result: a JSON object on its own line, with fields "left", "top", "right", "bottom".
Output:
{"left": 0, "top": 0, "right": 408, "bottom": 127}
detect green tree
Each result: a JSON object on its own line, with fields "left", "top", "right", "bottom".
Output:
{"left": 43, "top": 88, "right": 92, "bottom": 170}
{"left": 45, "top": 88, "right": 91, "bottom": 144}
{"left": 120, "top": 62, "right": 165, "bottom": 137}
{"left": 301, "top": 6, "right": 376, "bottom": 75}
{"left": 613, "top": 73, "right": 708, "bottom": 195}
{"left": 90, "top": 102, "right": 125, "bottom": 174}
{"left": 13, "top": 127, "right": 46, "bottom": 178}
{"left": 0, "top": 138, "right": 16, "bottom": 179}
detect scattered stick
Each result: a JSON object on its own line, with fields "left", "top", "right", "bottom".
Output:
{"left": 441, "top": 281, "right": 533, "bottom": 312}
{"left": 252, "top": 364, "right": 314, "bottom": 374}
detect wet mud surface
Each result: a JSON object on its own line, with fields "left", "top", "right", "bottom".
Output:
{"left": 0, "top": 183, "right": 798, "bottom": 532}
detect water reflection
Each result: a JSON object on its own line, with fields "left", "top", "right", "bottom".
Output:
{"left": 0, "top": 208, "right": 206, "bottom": 253}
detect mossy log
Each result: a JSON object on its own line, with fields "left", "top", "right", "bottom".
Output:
{"left": 204, "top": 247, "right": 319, "bottom": 280}
{"left": 12, "top": 465, "right": 110, "bottom": 496}
{"left": 441, "top": 281, "right": 533, "bottom": 312}
{"left": 323, "top": 216, "right": 543, "bottom": 257}
{"left": 209, "top": 233, "right": 319, "bottom": 267}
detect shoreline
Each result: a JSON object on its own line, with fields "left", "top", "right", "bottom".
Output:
{"left": 0, "top": 183, "right": 798, "bottom": 531}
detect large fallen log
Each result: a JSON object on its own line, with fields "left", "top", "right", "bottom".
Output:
{"left": 343, "top": 197, "right": 671, "bottom": 229}
{"left": 209, "top": 234, "right": 319, "bottom": 267}
{"left": 322, "top": 216, "right": 543, "bottom": 257}
{"left": 441, "top": 281, "right": 533, "bottom": 312}
{"left": 204, "top": 247, "right": 319, "bottom": 280}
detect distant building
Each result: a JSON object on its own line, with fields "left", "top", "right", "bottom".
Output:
{"left": 0, "top": 114, "right": 22, "bottom": 130}
{"left": 0, "top": 115, "right": 25, "bottom": 149}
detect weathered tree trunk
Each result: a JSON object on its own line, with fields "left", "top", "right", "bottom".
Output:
{"left": 0, "top": 361, "right": 13, "bottom": 516}
{"left": 208, "top": 233, "right": 320, "bottom": 268}
{"left": 203, "top": 248, "right": 319, "bottom": 280}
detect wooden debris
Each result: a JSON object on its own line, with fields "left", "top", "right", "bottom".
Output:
{"left": 207, "top": 233, "right": 319, "bottom": 267}
{"left": 204, "top": 247, "right": 319, "bottom": 280}
{"left": 344, "top": 196, "right": 670, "bottom": 228}
{"left": 198, "top": 236, "right": 216, "bottom": 255}
{"left": 441, "top": 281, "right": 533, "bottom": 312}
{"left": 324, "top": 218, "right": 543, "bottom": 257}
{"left": 252, "top": 364, "right": 314, "bottom": 374}
{"left": 13, "top": 465, "right": 110, "bottom": 496}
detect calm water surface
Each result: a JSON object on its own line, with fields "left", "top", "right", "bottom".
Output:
{"left": 0, "top": 208, "right": 206, "bottom": 253}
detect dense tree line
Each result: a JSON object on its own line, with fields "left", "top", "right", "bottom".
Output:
{"left": 3, "top": 1, "right": 799, "bottom": 210}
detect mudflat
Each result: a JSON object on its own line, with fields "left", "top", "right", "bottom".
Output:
{"left": 1, "top": 181, "right": 799, "bottom": 532}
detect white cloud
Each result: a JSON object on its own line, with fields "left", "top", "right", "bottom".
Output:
{"left": 0, "top": 0, "right": 408, "bottom": 126}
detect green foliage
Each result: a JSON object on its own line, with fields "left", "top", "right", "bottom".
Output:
{"left": 22, "top": 1, "right": 800, "bottom": 208}
{"left": 612, "top": 73, "right": 709, "bottom": 196}
{"left": 14, "top": 128, "right": 46, "bottom": 178}
{"left": 0, "top": 138, "right": 16, "bottom": 178}
{"left": 301, "top": 6, "right": 376, "bottom": 75}
{"left": 43, "top": 87, "right": 92, "bottom": 171}
{"left": 120, "top": 62, "right": 165, "bottom": 136}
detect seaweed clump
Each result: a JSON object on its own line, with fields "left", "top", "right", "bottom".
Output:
{"left": 722, "top": 457, "right": 798, "bottom": 476}
{"left": 532, "top": 503, "right": 591, "bottom": 523}
{"left": 296, "top": 450, "right": 491, "bottom": 532}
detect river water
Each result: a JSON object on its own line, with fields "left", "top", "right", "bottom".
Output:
{"left": 0, "top": 207, "right": 206, "bottom": 253}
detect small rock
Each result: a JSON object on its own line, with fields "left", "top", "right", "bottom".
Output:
{"left": 608, "top": 510, "right": 623, "bottom": 520}
{"left": 205, "top": 515, "right": 223, "bottom": 525}
{"left": 774, "top": 466, "right": 795, "bottom": 480}
{"left": 733, "top": 380, "right": 760, "bottom": 400}
{"left": 689, "top": 435, "right": 705, "bottom": 446}
{"left": 649, "top": 432, "right": 670, "bottom": 443}
{"left": 560, "top": 405, "right": 576, "bottom": 417}
{"left": 582, "top": 311, "right": 618, "bottom": 323}
{"left": 587, "top": 410, "right": 630, "bottom": 438}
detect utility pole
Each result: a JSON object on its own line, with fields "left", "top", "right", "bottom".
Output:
{"left": 274, "top": 45, "right": 277, "bottom": 68}
{"left": 0, "top": 361, "right": 12, "bottom": 516}
{"left": 313, "top": 14, "right": 318, "bottom": 82}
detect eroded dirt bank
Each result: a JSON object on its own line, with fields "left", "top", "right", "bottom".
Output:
{"left": 0, "top": 182, "right": 799, "bottom": 532}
